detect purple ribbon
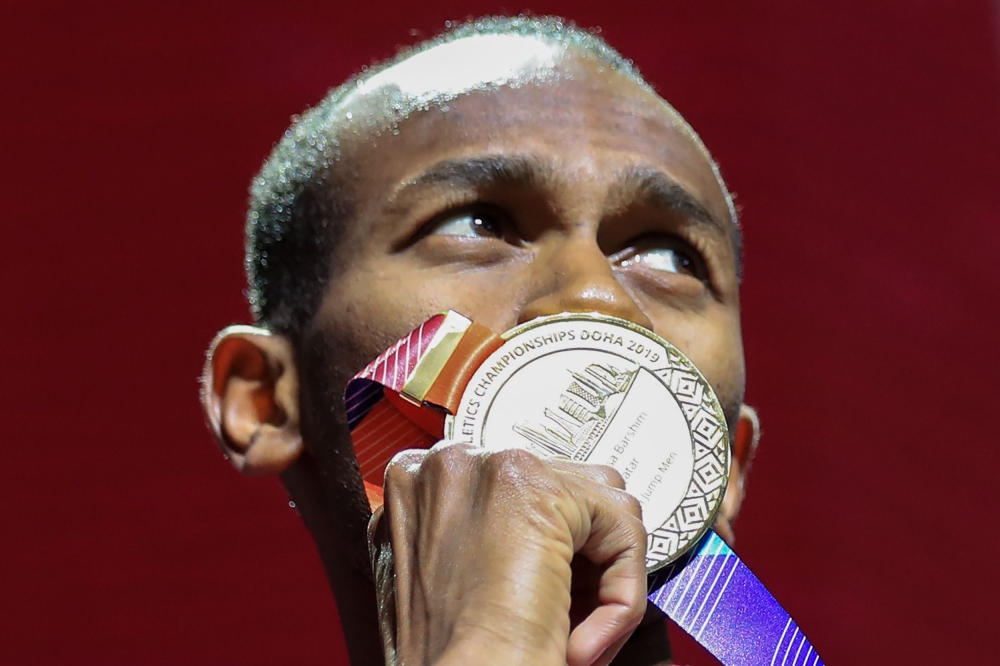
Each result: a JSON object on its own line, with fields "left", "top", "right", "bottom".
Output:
{"left": 648, "top": 531, "right": 824, "bottom": 666}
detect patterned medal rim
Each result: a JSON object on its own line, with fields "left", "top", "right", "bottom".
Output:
{"left": 446, "top": 312, "right": 732, "bottom": 571}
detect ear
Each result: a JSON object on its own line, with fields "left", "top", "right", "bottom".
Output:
{"left": 200, "top": 325, "right": 302, "bottom": 477}
{"left": 715, "top": 405, "right": 761, "bottom": 545}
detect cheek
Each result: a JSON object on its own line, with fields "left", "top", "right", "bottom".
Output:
{"left": 323, "top": 281, "right": 433, "bottom": 363}
{"left": 652, "top": 309, "right": 745, "bottom": 416}
{"left": 322, "top": 257, "right": 531, "bottom": 355}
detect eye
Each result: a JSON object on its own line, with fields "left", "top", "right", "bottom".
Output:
{"left": 426, "top": 208, "right": 504, "bottom": 239}
{"left": 613, "top": 238, "right": 706, "bottom": 280}
{"left": 621, "top": 248, "right": 694, "bottom": 275}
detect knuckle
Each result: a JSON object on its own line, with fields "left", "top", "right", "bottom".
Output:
{"left": 423, "top": 440, "right": 476, "bottom": 475}
{"left": 602, "top": 486, "right": 643, "bottom": 522}
{"left": 387, "top": 441, "right": 482, "bottom": 502}
{"left": 622, "top": 492, "right": 643, "bottom": 520}
{"left": 427, "top": 439, "right": 473, "bottom": 461}
{"left": 485, "top": 447, "right": 544, "bottom": 482}
{"left": 596, "top": 464, "right": 627, "bottom": 490}
{"left": 383, "top": 450, "right": 424, "bottom": 489}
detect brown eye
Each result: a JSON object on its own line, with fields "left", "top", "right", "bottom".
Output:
{"left": 620, "top": 247, "right": 695, "bottom": 275}
{"left": 428, "top": 209, "right": 503, "bottom": 238}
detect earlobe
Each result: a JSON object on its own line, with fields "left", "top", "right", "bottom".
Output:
{"left": 201, "top": 325, "right": 303, "bottom": 477}
{"left": 732, "top": 404, "right": 760, "bottom": 477}
{"left": 715, "top": 405, "right": 761, "bottom": 544}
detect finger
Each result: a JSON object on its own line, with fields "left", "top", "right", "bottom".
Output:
{"left": 554, "top": 469, "right": 643, "bottom": 526}
{"left": 588, "top": 630, "right": 633, "bottom": 666}
{"left": 384, "top": 448, "right": 429, "bottom": 477}
{"left": 368, "top": 505, "right": 401, "bottom": 665}
{"left": 381, "top": 453, "right": 430, "bottom": 660}
{"left": 367, "top": 504, "right": 386, "bottom": 558}
{"left": 563, "top": 479, "right": 647, "bottom": 666}
{"left": 547, "top": 459, "right": 628, "bottom": 490}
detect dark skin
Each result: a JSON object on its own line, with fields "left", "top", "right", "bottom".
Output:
{"left": 203, "top": 46, "right": 759, "bottom": 666}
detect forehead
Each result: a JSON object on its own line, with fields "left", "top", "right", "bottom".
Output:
{"left": 334, "top": 35, "right": 732, "bottom": 228}
{"left": 345, "top": 33, "right": 566, "bottom": 109}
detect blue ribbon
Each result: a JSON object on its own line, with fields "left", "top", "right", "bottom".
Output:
{"left": 648, "top": 531, "right": 824, "bottom": 666}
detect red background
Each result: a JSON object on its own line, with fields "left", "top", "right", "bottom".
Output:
{"left": 4, "top": 1, "right": 1000, "bottom": 664}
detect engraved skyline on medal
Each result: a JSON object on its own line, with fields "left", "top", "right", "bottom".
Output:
{"left": 512, "top": 361, "right": 638, "bottom": 461}
{"left": 444, "top": 313, "right": 731, "bottom": 572}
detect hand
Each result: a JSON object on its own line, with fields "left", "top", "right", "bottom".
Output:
{"left": 368, "top": 442, "right": 647, "bottom": 666}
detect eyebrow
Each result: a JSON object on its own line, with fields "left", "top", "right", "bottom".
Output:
{"left": 389, "top": 155, "right": 556, "bottom": 203}
{"left": 614, "top": 165, "right": 743, "bottom": 277}
{"left": 394, "top": 156, "right": 731, "bottom": 231}
{"left": 614, "top": 164, "right": 734, "bottom": 239}
{"left": 387, "top": 155, "right": 742, "bottom": 268}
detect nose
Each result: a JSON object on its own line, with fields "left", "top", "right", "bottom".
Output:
{"left": 517, "top": 237, "right": 654, "bottom": 331}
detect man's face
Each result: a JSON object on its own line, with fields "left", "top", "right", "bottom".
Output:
{"left": 297, "top": 49, "right": 744, "bottom": 501}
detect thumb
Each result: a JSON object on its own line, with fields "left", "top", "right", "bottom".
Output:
{"left": 368, "top": 506, "right": 399, "bottom": 666}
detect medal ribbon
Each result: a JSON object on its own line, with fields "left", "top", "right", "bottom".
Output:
{"left": 344, "top": 312, "right": 504, "bottom": 508}
{"left": 345, "top": 312, "right": 824, "bottom": 666}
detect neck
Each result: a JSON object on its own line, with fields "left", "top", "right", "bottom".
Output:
{"left": 282, "top": 458, "right": 384, "bottom": 666}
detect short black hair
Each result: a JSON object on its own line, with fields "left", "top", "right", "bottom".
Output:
{"left": 245, "top": 15, "right": 736, "bottom": 335}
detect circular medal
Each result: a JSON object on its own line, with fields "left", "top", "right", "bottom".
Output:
{"left": 444, "top": 313, "right": 731, "bottom": 572}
